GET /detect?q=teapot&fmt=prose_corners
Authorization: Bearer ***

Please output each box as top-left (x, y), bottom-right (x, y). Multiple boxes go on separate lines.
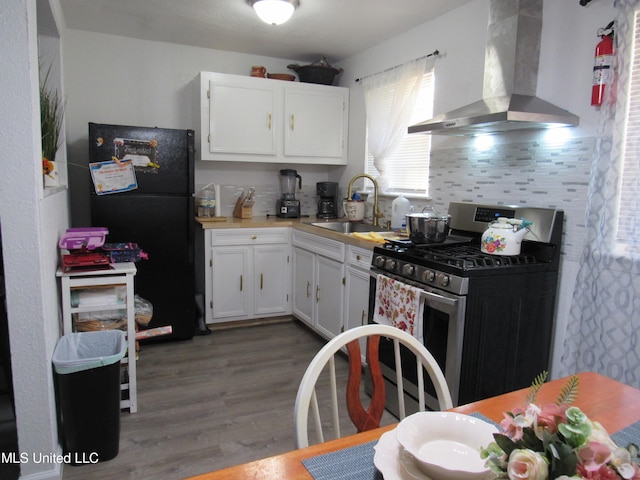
top-left (480, 217), bottom-right (531, 256)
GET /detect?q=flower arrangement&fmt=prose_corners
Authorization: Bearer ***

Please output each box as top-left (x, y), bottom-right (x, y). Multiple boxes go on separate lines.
top-left (480, 372), bottom-right (640, 480)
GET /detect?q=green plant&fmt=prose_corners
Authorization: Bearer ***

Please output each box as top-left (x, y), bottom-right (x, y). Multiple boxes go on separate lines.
top-left (40, 64), bottom-right (64, 166)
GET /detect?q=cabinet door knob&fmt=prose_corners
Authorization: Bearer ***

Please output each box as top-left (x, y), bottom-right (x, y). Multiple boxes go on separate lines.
top-left (251, 235), bottom-right (257, 240)
top-left (316, 285), bottom-right (320, 302)
top-left (307, 281), bottom-right (311, 298)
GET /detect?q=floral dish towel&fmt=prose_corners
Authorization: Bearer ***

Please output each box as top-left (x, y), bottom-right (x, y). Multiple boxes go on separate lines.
top-left (373, 274), bottom-right (424, 343)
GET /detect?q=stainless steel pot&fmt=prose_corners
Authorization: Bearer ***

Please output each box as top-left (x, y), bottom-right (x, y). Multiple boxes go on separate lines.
top-left (406, 211), bottom-right (451, 243)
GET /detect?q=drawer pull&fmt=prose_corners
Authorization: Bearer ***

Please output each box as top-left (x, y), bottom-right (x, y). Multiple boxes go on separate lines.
top-left (356, 255), bottom-right (361, 261)
top-left (251, 235), bottom-right (257, 240)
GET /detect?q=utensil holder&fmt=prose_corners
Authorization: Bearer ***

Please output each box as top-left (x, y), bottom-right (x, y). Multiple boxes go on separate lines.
top-left (233, 197), bottom-right (252, 219)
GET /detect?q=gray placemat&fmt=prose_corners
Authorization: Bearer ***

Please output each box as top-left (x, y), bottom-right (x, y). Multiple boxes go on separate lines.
top-left (469, 411), bottom-right (499, 427)
top-left (612, 420), bottom-right (640, 448)
top-left (302, 440), bottom-right (382, 480)
top-left (301, 415), bottom-right (640, 480)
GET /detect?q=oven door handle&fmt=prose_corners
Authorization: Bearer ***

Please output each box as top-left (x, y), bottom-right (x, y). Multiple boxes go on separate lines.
top-left (370, 270), bottom-right (459, 307)
top-left (421, 290), bottom-right (458, 307)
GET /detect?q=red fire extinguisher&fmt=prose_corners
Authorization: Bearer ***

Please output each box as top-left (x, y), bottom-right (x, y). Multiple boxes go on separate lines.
top-left (592, 22), bottom-right (615, 106)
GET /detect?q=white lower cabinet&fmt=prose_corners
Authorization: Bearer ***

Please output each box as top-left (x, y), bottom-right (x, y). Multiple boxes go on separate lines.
top-left (292, 246), bottom-right (315, 325)
top-left (315, 255), bottom-right (345, 338)
top-left (292, 230), bottom-right (345, 340)
top-left (211, 246), bottom-right (251, 318)
top-left (205, 226), bottom-right (375, 339)
top-left (254, 244), bottom-right (291, 316)
top-left (344, 245), bottom-right (373, 332)
top-left (206, 228), bottom-right (291, 323)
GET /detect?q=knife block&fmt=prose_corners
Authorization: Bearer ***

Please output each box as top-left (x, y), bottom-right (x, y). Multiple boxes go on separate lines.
top-left (233, 197), bottom-right (253, 219)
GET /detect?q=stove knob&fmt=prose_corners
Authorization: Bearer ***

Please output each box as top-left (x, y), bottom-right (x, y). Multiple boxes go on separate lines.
top-left (385, 258), bottom-right (397, 270)
top-left (402, 264), bottom-right (415, 276)
top-left (373, 255), bottom-right (386, 268)
top-left (440, 275), bottom-right (450, 287)
top-left (423, 270), bottom-right (435, 282)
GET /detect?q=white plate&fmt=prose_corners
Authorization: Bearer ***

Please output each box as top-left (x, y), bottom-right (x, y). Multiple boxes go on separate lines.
top-left (374, 429), bottom-right (430, 480)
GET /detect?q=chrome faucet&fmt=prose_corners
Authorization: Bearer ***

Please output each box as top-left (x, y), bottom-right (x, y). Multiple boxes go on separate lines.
top-left (347, 173), bottom-right (384, 226)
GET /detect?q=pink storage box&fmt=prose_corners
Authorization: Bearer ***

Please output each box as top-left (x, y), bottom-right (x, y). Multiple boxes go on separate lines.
top-left (59, 227), bottom-right (109, 251)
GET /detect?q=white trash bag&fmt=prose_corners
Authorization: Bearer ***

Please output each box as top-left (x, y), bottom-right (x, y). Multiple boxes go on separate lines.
top-left (52, 330), bottom-right (127, 375)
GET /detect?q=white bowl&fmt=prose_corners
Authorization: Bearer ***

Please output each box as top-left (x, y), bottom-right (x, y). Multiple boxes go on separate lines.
top-left (396, 412), bottom-right (497, 480)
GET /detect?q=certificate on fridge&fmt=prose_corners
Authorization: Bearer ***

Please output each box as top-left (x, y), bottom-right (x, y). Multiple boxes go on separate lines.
top-left (89, 159), bottom-right (138, 195)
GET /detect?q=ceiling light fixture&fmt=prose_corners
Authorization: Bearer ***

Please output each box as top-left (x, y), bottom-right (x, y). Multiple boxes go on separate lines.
top-left (249, 0), bottom-right (299, 26)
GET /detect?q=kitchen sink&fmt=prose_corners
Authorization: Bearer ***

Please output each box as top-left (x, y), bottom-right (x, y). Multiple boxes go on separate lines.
top-left (308, 221), bottom-right (388, 234)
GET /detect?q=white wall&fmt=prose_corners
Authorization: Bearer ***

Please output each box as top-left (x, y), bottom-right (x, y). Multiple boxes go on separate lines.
top-left (339, 0), bottom-right (612, 156)
top-left (1, 0), bottom-right (69, 478)
top-left (60, 0), bottom-right (616, 377)
top-left (0, 1), bottom-right (617, 477)
top-left (337, 0), bottom-right (489, 171)
top-left (338, 0), bottom-right (617, 379)
top-left (62, 31), bottom-right (343, 223)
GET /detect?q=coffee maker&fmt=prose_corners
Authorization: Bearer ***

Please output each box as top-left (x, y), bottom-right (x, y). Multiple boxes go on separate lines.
top-left (316, 182), bottom-right (339, 219)
top-left (276, 169), bottom-right (302, 218)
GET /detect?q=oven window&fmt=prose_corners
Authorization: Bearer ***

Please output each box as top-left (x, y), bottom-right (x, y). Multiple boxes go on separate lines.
top-left (376, 304), bottom-right (450, 399)
top-left (423, 306), bottom-right (449, 376)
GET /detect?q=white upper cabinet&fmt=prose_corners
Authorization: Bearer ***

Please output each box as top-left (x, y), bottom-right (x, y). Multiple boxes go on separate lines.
top-left (209, 81), bottom-right (277, 155)
top-left (195, 72), bottom-right (348, 165)
top-left (284, 87), bottom-right (346, 158)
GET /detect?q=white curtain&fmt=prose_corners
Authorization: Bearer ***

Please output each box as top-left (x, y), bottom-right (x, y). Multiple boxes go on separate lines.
top-left (360, 56), bottom-right (434, 192)
top-left (558, 0), bottom-right (640, 387)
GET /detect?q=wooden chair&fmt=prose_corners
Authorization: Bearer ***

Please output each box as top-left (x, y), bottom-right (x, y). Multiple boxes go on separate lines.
top-left (294, 324), bottom-right (453, 448)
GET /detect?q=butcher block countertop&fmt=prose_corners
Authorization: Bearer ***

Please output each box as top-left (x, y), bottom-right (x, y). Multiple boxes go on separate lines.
top-left (196, 216), bottom-right (399, 249)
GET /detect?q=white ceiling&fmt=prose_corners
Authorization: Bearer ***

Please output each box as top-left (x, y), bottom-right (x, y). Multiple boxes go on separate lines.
top-left (59, 0), bottom-right (474, 63)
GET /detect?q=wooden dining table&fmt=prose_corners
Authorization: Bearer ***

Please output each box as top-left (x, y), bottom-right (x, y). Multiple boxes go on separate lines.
top-left (185, 372), bottom-right (640, 480)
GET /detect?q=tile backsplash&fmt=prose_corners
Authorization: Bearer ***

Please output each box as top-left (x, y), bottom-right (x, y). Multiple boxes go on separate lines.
top-left (209, 184), bottom-right (338, 219)
top-left (373, 137), bottom-right (594, 261)
top-left (426, 137), bottom-right (594, 261)
top-left (201, 136), bottom-right (594, 262)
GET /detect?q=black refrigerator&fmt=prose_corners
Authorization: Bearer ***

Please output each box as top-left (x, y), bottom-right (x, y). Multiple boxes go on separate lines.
top-left (88, 122), bottom-right (202, 340)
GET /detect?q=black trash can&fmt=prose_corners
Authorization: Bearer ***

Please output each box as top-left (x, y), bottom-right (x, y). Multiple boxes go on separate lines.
top-left (52, 330), bottom-right (127, 465)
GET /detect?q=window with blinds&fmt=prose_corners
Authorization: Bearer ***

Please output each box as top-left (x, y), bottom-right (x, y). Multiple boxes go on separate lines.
top-left (365, 72), bottom-right (434, 194)
top-left (617, 11), bottom-right (640, 250)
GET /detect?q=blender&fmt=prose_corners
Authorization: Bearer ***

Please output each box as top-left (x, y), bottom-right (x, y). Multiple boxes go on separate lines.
top-left (276, 169), bottom-right (302, 218)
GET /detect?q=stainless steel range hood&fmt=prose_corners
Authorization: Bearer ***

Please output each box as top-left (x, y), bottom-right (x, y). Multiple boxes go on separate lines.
top-left (409, 0), bottom-right (579, 136)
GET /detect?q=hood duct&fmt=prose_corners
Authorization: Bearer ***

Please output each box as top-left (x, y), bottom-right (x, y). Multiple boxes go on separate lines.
top-left (409, 0), bottom-right (579, 136)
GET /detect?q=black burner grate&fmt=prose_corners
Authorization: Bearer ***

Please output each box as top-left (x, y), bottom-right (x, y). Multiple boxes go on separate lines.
top-left (383, 242), bottom-right (538, 272)
top-left (417, 245), bottom-right (538, 270)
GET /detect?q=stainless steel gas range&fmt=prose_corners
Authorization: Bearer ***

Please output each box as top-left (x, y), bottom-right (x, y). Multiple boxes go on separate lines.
top-left (367, 201), bottom-right (564, 414)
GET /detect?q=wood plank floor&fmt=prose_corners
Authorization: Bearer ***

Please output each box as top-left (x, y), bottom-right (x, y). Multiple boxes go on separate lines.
top-left (62, 319), bottom-right (396, 480)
